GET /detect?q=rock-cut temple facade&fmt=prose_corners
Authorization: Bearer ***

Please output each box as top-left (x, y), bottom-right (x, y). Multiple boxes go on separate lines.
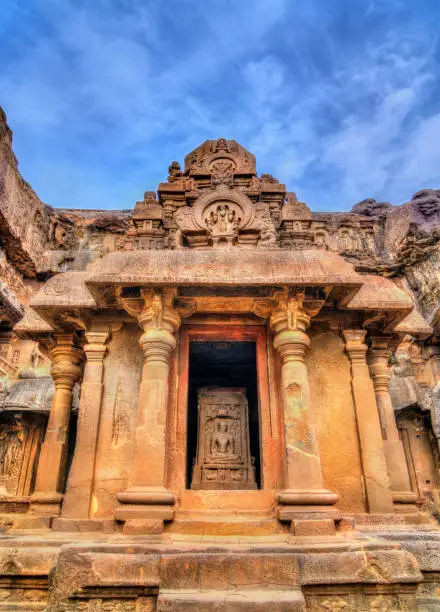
top-left (1, 107), bottom-right (440, 610)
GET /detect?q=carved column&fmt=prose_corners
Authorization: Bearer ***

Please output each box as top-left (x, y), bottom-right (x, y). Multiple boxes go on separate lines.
top-left (58, 327), bottom-right (111, 523)
top-left (343, 330), bottom-right (394, 513)
top-left (425, 344), bottom-right (440, 387)
top-left (30, 334), bottom-right (83, 516)
top-left (368, 336), bottom-right (417, 505)
top-left (270, 293), bottom-right (338, 522)
top-left (116, 289), bottom-right (181, 533)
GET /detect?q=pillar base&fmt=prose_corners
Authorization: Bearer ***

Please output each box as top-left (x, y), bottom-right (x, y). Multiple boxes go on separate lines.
top-left (115, 486), bottom-right (175, 531)
top-left (29, 492), bottom-right (63, 516)
top-left (392, 491), bottom-right (418, 504)
top-left (278, 505), bottom-right (341, 522)
top-left (276, 488), bottom-right (339, 506)
top-left (10, 515), bottom-right (53, 530)
top-left (290, 518), bottom-right (336, 536)
top-left (122, 519), bottom-right (165, 535)
top-left (117, 485), bottom-right (175, 506)
top-left (115, 504), bottom-right (174, 521)
top-left (52, 517), bottom-right (116, 533)
top-left (276, 489), bottom-right (340, 525)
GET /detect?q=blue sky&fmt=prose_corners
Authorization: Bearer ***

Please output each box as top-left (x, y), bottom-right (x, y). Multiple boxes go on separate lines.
top-left (1, 0), bottom-right (440, 211)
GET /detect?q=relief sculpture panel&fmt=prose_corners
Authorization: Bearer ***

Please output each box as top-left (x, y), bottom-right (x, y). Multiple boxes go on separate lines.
top-left (191, 387), bottom-right (256, 490)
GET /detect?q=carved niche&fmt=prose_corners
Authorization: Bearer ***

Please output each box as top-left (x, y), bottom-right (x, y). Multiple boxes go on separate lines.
top-left (174, 185), bottom-right (259, 248)
top-left (191, 387), bottom-right (257, 490)
top-left (0, 413), bottom-right (45, 497)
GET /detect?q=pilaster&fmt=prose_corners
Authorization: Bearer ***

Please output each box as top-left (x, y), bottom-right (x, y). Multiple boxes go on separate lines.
top-left (343, 330), bottom-right (394, 513)
top-left (29, 334), bottom-right (83, 516)
top-left (55, 326), bottom-right (111, 528)
top-left (368, 336), bottom-right (417, 506)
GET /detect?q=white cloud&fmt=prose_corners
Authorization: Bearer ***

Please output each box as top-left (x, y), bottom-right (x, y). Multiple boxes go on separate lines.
top-left (1, 0), bottom-right (440, 210)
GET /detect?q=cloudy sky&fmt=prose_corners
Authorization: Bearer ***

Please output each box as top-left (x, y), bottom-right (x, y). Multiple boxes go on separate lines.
top-left (1, 0), bottom-right (440, 211)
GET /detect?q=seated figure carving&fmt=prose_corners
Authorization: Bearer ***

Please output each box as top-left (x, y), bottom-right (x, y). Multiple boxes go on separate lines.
top-left (209, 420), bottom-right (236, 461)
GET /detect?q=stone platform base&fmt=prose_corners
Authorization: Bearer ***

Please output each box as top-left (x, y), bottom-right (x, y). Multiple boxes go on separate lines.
top-left (0, 525), bottom-right (433, 610)
top-left (157, 589), bottom-right (306, 611)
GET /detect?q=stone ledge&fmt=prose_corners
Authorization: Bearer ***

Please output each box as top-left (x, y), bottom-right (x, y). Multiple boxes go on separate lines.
top-left (157, 589), bottom-right (306, 611)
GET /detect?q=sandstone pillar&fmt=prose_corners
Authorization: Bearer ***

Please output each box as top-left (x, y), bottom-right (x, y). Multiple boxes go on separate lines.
top-left (270, 293), bottom-right (338, 522)
top-left (30, 334), bottom-right (83, 516)
top-left (343, 330), bottom-right (394, 513)
top-left (116, 289), bottom-right (180, 533)
top-left (425, 344), bottom-right (440, 386)
top-left (368, 336), bottom-right (417, 505)
top-left (58, 328), bottom-right (110, 523)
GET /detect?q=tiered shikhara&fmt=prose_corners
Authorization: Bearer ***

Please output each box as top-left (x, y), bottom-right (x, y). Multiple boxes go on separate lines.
top-left (122, 138), bottom-right (378, 254)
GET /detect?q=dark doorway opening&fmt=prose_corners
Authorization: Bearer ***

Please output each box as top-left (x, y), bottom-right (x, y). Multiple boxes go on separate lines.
top-left (186, 341), bottom-right (261, 489)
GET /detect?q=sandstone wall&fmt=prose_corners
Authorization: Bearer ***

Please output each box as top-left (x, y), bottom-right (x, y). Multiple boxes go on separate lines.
top-left (91, 324), bottom-right (143, 519)
top-left (307, 330), bottom-right (366, 512)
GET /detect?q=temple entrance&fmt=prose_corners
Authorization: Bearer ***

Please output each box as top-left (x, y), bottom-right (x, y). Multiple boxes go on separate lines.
top-left (186, 341), bottom-right (261, 489)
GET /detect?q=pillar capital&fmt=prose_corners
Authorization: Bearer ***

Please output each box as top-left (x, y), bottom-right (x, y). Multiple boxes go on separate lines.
top-left (83, 329), bottom-right (110, 364)
top-left (138, 288), bottom-right (181, 333)
top-left (137, 290), bottom-right (181, 363)
top-left (342, 329), bottom-right (368, 360)
top-left (50, 334), bottom-right (83, 390)
top-left (270, 291), bottom-right (311, 334)
top-left (367, 336), bottom-right (395, 392)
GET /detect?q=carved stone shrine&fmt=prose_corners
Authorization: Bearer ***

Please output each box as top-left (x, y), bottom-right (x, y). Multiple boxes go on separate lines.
top-left (1, 107), bottom-right (440, 608)
top-left (191, 387), bottom-right (256, 490)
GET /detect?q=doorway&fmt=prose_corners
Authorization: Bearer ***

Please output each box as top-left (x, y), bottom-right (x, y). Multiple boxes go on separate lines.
top-left (173, 324), bottom-right (281, 510)
top-left (186, 340), bottom-right (261, 489)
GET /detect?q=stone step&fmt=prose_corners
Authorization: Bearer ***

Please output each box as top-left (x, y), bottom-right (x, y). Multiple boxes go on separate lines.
top-left (166, 517), bottom-right (286, 536)
top-left (157, 589), bottom-right (306, 611)
top-left (166, 511), bottom-right (286, 536)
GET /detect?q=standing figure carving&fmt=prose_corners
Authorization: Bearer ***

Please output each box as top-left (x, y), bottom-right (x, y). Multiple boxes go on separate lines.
top-left (0, 416), bottom-right (23, 479)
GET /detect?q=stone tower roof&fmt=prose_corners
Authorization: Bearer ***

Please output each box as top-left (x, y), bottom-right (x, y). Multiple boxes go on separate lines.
top-left (184, 138), bottom-right (257, 176)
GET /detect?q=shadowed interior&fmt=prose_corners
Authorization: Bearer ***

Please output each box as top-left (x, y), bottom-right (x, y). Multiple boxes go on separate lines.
top-left (186, 340), bottom-right (261, 489)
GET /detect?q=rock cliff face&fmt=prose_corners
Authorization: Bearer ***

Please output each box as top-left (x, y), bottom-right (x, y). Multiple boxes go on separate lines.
top-left (348, 191), bottom-right (440, 333)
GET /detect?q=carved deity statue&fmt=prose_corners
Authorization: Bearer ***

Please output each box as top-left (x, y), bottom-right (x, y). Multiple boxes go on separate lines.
top-left (168, 161), bottom-right (182, 182)
top-left (191, 387), bottom-right (256, 490)
top-left (258, 209), bottom-right (277, 247)
top-left (0, 416), bottom-right (23, 478)
top-left (205, 203), bottom-right (240, 246)
top-left (210, 421), bottom-right (235, 457)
